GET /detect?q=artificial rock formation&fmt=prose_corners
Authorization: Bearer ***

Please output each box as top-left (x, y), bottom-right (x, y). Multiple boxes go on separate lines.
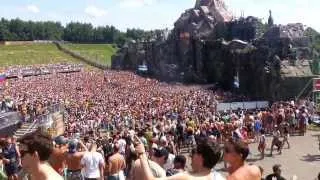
top-left (174, 0), bottom-right (233, 40)
top-left (111, 0), bottom-right (319, 100)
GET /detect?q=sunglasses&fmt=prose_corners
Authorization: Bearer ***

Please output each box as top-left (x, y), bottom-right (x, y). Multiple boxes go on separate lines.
top-left (20, 150), bottom-right (31, 158)
top-left (19, 144), bottom-right (31, 158)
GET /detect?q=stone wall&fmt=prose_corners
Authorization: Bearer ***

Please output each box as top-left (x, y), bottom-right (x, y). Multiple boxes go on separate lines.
top-left (111, 0), bottom-right (318, 100)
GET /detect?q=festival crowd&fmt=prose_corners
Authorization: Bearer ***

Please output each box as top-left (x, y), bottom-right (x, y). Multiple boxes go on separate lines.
top-left (0, 69), bottom-right (318, 180)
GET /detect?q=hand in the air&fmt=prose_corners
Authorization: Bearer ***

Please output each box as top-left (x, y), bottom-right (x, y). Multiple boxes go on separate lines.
top-left (133, 135), bottom-right (145, 155)
top-left (135, 143), bottom-right (146, 155)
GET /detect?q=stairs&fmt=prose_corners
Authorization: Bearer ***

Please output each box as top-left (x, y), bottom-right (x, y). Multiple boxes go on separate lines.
top-left (14, 122), bottom-right (38, 139)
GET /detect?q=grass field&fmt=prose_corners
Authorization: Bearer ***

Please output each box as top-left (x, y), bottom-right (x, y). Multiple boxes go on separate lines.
top-left (64, 44), bottom-right (117, 66)
top-left (0, 44), bottom-right (81, 67)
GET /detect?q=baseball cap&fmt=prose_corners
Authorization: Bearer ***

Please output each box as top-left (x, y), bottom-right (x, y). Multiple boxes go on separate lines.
top-left (68, 140), bottom-right (78, 153)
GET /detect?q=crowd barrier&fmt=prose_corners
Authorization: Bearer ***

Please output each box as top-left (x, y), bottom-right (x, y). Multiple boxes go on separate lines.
top-left (30, 103), bottom-right (65, 138)
top-left (5, 64), bottom-right (84, 78)
top-left (35, 103), bottom-right (64, 124)
top-left (217, 101), bottom-right (269, 111)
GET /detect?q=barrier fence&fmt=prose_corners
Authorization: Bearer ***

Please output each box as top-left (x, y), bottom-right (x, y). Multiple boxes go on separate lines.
top-left (216, 101), bottom-right (269, 112)
top-left (5, 64), bottom-right (84, 78)
top-left (36, 103), bottom-right (64, 124)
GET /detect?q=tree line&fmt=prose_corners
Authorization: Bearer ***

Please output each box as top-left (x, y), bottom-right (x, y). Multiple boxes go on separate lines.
top-left (0, 18), bottom-right (167, 46)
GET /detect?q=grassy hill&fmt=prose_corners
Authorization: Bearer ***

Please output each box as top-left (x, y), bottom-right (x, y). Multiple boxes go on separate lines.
top-left (63, 44), bottom-right (117, 66)
top-left (0, 44), bottom-right (80, 67)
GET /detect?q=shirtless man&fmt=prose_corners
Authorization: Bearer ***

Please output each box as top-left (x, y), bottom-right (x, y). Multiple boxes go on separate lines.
top-left (18, 130), bottom-right (63, 180)
top-left (65, 139), bottom-right (88, 180)
top-left (223, 140), bottom-right (261, 180)
top-left (105, 142), bottom-right (126, 180)
top-left (49, 136), bottom-right (68, 175)
top-left (270, 126), bottom-right (282, 156)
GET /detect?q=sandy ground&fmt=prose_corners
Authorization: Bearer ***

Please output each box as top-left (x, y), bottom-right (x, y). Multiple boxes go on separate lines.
top-left (211, 131), bottom-right (320, 179)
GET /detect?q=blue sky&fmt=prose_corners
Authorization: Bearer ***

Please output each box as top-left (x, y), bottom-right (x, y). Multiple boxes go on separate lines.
top-left (0, 0), bottom-right (319, 32)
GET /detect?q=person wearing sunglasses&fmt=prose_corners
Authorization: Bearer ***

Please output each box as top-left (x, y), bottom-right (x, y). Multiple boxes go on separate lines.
top-left (18, 130), bottom-right (63, 180)
top-left (223, 140), bottom-right (261, 180)
top-left (134, 137), bottom-right (225, 180)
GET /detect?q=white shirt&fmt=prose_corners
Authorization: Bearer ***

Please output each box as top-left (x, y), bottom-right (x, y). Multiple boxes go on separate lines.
top-left (118, 139), bottom-right (126, 154)
top-left (273, 130), bottom-right (280, 138)
top-left (163, 153), bottom-right (175, 170)
top-left (81, 151), bottom-right (105, 178)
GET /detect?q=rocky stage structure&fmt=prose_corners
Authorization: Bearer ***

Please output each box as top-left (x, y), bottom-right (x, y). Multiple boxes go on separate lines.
top-left (112, 0), bottom-right (320, 100)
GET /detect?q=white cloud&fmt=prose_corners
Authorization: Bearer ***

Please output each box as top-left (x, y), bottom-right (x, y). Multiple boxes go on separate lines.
top-left (26, 5), bottom-right (40, 13)
top-left (119, 0), bottom-right (157, 8)
top-left (85, 6), bottom-right (107, 18)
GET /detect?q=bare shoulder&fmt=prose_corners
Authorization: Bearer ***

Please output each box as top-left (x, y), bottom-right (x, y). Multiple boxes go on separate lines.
top-left (227, 165), bottom-right (261, 180)
top-left (77, 151), bottom-right (86, 158)
top-left (246, 165), bottom-right (261, 179)
top-left (160, 172), bottom-right (192, 180)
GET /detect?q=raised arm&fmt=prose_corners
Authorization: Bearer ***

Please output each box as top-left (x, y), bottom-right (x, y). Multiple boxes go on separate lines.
top-left (15, 144), bottom-right (22, 166)
top-left (135, 141), bottom-right (187, 180)
top-left (79, 140), bottom-right (88, 151)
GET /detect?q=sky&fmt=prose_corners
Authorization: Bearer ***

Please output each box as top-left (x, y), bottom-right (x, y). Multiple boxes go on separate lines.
top-left (0, 0), bottom-right (319, 32)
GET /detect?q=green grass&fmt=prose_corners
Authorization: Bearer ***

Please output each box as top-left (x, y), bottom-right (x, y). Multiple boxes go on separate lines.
top-left (0, 44), bottom-right (81, 67)
top-left (64, 44), bottom-right (117, 66)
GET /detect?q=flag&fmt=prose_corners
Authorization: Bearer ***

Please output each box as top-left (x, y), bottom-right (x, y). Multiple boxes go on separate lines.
top-left (313, 78), bottom-right (320, 92)
top-left (0, 74), bottom-right (6, 84)
top-left (234, 71), bottom-right (240, 88)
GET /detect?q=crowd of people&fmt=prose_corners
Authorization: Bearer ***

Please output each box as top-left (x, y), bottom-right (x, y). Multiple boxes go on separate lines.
top-left (0, 68), bottom-right (318, 180)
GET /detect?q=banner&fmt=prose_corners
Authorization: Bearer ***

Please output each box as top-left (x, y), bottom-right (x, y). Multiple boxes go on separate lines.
top-left (231, 102), bottom-right (244, 110)
top-left (257, 101), bottom-right (269, 108)
top-left (314, 92), bottom-right (320, 112)
top-left (0, 74), bottom-right (6, 84)
top-left (216, 103), bottom-right (231, 112)
top-left (313, 78), bottom-right (320, 92)
top-left (216, 101), bottom-right (269, 111)
top-left (243, 102), bottom-right (257, 109)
